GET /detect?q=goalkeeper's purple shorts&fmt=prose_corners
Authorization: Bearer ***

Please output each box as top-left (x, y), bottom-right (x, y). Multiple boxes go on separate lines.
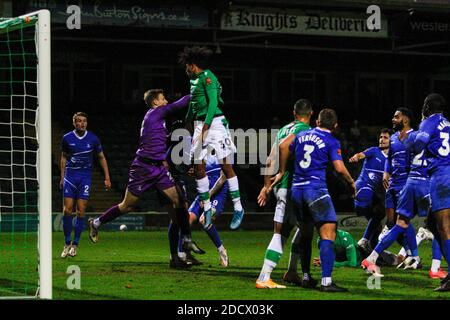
top-left (127, 156), bottom-right (174, 198)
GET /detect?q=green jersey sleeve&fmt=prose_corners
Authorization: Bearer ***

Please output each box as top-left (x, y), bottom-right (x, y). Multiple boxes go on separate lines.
top-left (204, 71), bottom-right (220, 126)
top-left (334, 230), bottom-right (358, 267)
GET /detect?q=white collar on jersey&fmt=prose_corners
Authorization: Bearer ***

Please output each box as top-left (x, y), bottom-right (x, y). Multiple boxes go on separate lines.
top-left (72, 130), bottom-right (88, 140)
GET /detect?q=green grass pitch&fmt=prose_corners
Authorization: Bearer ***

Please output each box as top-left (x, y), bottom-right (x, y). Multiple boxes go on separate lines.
top-left (0, 229), bottom-right (449, 299)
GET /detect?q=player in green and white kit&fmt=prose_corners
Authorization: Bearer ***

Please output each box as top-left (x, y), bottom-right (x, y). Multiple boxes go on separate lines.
top-left (178, 46), bottom-right (244, 230)
top-left (256, 99), bottom-right (313, 289)
top-left (313, 229), bottom-right (399, 268)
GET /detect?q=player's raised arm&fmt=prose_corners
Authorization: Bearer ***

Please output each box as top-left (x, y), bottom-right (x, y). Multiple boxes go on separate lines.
top-left (97, 151), bottom-right (111, 191)
top-left (349, 151), bottom-right (366, 163)
top-left (161, 94), bottom-right (191, 117)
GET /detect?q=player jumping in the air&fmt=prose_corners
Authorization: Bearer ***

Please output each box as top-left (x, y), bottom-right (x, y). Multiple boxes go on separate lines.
top-left (178, 46), bottom-right (244, 230)
top-left (255, 99), bottom-right (313, 289)
top-left (270, 109), bottom-right (356, 292)
top-left (349, 129), bottom-right (390, 252)
top-left (60, 112), bottom-right (111, 258)
top-left (87, 90), bottom-right (203, 267)
top-left (412, 93), bottom-right (450, 291)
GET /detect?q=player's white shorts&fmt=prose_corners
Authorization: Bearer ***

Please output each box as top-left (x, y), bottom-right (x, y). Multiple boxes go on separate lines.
top-left (273, 186), bottom-right (288, 223)
top-left (190, 116), bottom-right (236, 162)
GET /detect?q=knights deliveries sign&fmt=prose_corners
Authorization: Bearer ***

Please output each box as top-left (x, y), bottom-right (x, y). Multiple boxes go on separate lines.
top-left (221, 6), bottom-right (387, 38)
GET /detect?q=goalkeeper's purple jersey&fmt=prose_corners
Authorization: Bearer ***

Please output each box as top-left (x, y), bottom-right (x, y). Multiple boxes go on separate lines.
top-left (290, 127), bottom-right (342, 188)
top-left (415, 113), bottom-right (450, 174)
top-left (136, 95), bottom-right (190, 161)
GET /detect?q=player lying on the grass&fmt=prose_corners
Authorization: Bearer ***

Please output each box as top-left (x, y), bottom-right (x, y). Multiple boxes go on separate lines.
top-left (255, 99), bottom-right (313, 289)
top-left (396, 226), bottom-right (447, 279)
top-left (313, 229), bottom-right (399, 268)
top-left (87, 89), bottom-right (203, 267)
top-left (349, 128), bottom-right (390, 251)
top-left (179, 46), bottom-right (244, 230)
top-left (270, 108), bottom-right (356, 292)
top-left (178, 154), bottom-right (230, 267)
top-left (60, 112), bottom-right (111, 258)
top-left (362, 111), bottom-right (427, 277)
top-left (411, 93), bottom-right (450, 292)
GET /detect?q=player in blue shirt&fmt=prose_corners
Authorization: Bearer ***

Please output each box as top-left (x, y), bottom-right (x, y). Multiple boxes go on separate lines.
top-left (60, 112), bottom-right (111, 258)
top-left (349, 128), bottom-right (390, 251)
top-left (382, 108), bottom-right (414, 230)
top-left (179, 155), bottom-right (230, 267)
top-left (362, 128), bottom-right (428, 277)
top-left (413, 93), bottom-right (450, 291)
top-left (270, 109), bottom-right (356, 292)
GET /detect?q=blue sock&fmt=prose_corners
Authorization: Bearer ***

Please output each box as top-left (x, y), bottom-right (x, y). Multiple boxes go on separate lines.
top-left (444, 240), bottom-right (450, 273)
top-left (374, 224), bottom-right (406, 254)
top-left (168, 222), bottom-right (180, 255)
top-left (319, 239), bottom-right (335, 278)
top-left (205, 225), bottom-right (222, 248)
top-left (432, 239), bottom-right (442, 260)
top-left (405, 224), bottom-right (418, 257)
top-left (72, 216), bottom-right (85, 246)
top-left (63, 215), bottom-right (73, 245)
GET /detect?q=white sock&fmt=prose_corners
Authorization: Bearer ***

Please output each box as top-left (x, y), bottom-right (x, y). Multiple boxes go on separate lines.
top-left (321, 277), bottom-right (332, 286)
top-left (178, 251), bottom-right (187, 260)
top-left (218, 245), bottom-right (226, 253)
top-left (196, 176), bottom-right (211, 211)
top-left (93, 218), bottom-right (101, 228)
top-left (367, 251), bottom-right (379, 264)
top-left (398, 247), bottom-right (407, 257)
top-left (258, 234), bottom-right (283, 282)
top-left (431, 259), bottom-right (441, 273)
top-left (227, 176), bottom-right (243, 211)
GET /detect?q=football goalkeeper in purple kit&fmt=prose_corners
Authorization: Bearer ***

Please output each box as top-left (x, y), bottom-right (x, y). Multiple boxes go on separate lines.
top-left (87, 89), bottom-right (203, 267)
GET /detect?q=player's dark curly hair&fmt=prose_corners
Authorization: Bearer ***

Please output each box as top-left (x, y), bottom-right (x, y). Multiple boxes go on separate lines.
top-left (178, 46), bottom-right (213, 69)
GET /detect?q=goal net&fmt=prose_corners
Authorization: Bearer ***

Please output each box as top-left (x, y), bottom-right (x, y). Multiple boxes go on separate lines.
top-left (0, 10), bottom-right (51, 299)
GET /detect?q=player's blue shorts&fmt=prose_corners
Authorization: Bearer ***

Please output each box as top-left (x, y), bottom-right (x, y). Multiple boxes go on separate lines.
top-left (354, 180), bottom-right (385, 210)
top-left (385, 185), bottom-right (404, 210)
top-left (189, 183), bottom-right (228, 218)
top-left (429, 166), bottom-right (450, 213)
top-left (396, 177), bottom-right (430, 219)
top-left (63, 170), bottom-right (91, 200)
top-left (291, 186), bottom-right (337, 224)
